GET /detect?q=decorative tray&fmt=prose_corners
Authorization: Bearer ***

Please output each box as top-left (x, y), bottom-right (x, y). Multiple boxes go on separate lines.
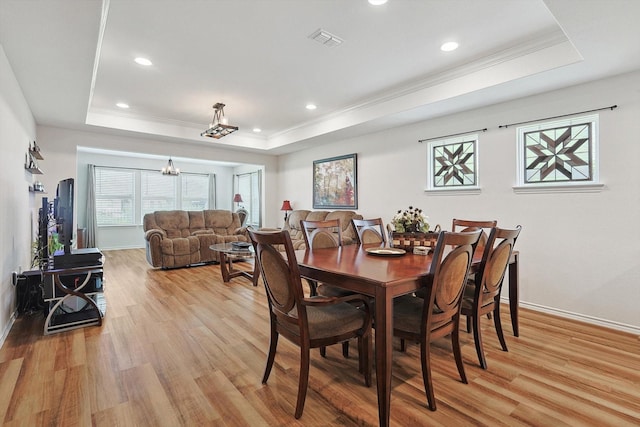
top-left (365, 247), bottom-right (406, 257)
top-left (231, 241), bottom-right (251, 249)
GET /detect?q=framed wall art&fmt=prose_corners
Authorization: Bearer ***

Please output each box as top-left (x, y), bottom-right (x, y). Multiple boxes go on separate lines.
top-left (313, 153), bottom-right (357, 209)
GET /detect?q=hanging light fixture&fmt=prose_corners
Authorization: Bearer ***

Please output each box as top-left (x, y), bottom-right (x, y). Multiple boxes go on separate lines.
top-left (201, 102), bottom-right (239, 139)
top-left (161, 157), bottom-right (180, 175)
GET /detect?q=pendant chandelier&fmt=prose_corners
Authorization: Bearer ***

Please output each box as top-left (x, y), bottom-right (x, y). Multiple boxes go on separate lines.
top-left (161, 157), bottom-right (180, 175)
top-left (201, 102), bottom-right (238, 139)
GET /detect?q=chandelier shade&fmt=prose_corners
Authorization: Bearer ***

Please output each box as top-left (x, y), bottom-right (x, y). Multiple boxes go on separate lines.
top-left (201, 102), bottom-right (238, 139)
top-left (161, 157), bottom-right (180, 175)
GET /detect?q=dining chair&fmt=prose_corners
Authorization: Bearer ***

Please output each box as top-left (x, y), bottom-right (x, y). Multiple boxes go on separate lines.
top-left (248, 229), bottom-right (372, 419)
top-left (300, 219), bottom-right (352, 298)
top-left (461, 225), bottom-right (522, 369)
top-left (301, 218), bottom-right (358, 358)
top-left (352, 218), bottom-right (387, 245)
top-left (452, 218), bottom-right (497, 253)
top-left (393, 228), bottom-right (482, 411)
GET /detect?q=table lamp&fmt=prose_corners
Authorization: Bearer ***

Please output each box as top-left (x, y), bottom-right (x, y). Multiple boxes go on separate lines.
top-left (233, 193), bottom-right (243, 209)
top-left (280, 200), bottom-right (293, 221)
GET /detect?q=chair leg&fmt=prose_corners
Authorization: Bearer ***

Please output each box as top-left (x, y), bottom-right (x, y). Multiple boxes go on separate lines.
top-left (320, 346), bottom-right (326, 357)
top-left (400, 338), bottom-right (406, 352)
top-left (466, 315), bottom-right (471, 333)
top-left (359, 334), bottom-right (372, 387)
top-left (451, 322), bottom-right (468, 384)
top-left (342, 341), bottom-right (349, 358)
top-left (262, 325), bottom-right (279, 383)
top-left (493, 303), bottom-right (508, 352)
top-left (472, 312), bottom-right (487, 370)
top-left (420, 339), bottom-right (437, 411)
top-left (295, 346), bottom-right (311, 419)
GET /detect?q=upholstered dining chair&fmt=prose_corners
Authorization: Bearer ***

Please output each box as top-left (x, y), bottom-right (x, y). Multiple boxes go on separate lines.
top-left (301, 218), bottom-right (359, 358)
top-left (461, 225), bottom-right (522, 369)
top-left (452, 218), bottom-right (497, 254)
top-left (393, 229), bottom-right (482, 411)
top-left (248, 229), bottom-right (372, 419)
top-left (300, 219), bottom-right (352, 298)
top-left (352, 218), bottom-right (387, 245)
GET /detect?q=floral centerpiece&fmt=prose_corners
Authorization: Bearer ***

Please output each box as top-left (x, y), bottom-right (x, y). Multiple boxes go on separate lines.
top-left (392, 206), bottom-right (429, 233)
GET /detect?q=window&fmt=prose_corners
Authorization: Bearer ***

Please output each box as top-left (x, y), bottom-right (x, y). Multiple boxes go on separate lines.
top-left (516, 114), bottom-right (601, 192)
top-left (181, 174), bottom-right (210, 210)
top-left (426, 134), bottom-right (479, 192)
top-left (95, 168), bottom-right (135, 225)
top-left (235, 170), bottom-right (261, 227)
top-left (95, 166), bottom-right (214, 226)
top-left (141, 171), bottom-right (176, 216)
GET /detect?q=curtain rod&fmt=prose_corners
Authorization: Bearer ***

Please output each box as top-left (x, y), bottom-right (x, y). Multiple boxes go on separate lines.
top-left (498, 105), bottom-right (617, 129)
top-left (418, 128), bottom-right (487, 143)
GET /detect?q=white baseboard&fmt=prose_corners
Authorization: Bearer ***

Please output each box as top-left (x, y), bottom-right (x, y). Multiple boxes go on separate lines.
top-left (503, 297), bottom-right (640, 335)
top-left (0, 311), bottom-right (17, 349)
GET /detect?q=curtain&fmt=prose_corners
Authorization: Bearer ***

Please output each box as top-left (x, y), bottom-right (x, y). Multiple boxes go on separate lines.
top-left (208, 173), bottom-right (216, 209)
top-left (85, 164), bottom-right (97, 248)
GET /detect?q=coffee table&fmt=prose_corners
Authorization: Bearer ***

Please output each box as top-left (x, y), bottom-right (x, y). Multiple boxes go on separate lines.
top-left (209, 243), bottom-right (259, 286)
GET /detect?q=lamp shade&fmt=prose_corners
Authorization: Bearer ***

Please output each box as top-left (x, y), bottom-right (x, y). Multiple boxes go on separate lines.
top-left (233, 193), bottom-right (243, 203)
top-left (280, 200), bottom-right (293, 211)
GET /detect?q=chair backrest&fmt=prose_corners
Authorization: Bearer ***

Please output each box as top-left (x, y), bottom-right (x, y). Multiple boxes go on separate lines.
top-left (300, 219), bottom-right (343, 249)
top-left (352, 218), bottom-right (386, 245)
top-left (452, 218), bottom-right (497, 252)
top-left (248, 229), bottom-right (307, 327)
top-left (424, 229), bottom-right (482, 335)
top-left (474, 225), bottom-right (522, 307)
top-left (236, 208), bottom-right (248, 226)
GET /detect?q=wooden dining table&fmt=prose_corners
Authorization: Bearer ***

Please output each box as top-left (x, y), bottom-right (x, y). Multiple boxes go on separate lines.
top-left (295, 244), bottom-right (519, 427)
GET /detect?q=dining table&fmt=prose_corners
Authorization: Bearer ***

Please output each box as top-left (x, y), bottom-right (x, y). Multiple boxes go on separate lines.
top-left (295, 243), bottom-right (519, 427)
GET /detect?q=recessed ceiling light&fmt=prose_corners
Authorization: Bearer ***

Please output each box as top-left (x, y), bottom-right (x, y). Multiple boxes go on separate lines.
top-left (253, 128), bottom-right (262, 133)
top-left (440, 42), bottom-right (459, 52)
top-left (116, 102), bottom-right (129, 109)
top-left (368, 0), bottom-right (388, 5)
top-left (306, 104), bottom-right (317, 110)
top-left (134, 57), bottom-right (152, 66)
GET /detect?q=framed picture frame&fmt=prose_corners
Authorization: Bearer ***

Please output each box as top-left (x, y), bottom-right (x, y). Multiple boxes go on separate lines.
top-left (313, 153), bottom-right (357, 209)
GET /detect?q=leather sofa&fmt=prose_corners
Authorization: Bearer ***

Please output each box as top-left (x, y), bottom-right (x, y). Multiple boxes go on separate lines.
top-left (271, 209), bottom-right (363, 250)
top-left (143, 210), bottom-right (249, 268)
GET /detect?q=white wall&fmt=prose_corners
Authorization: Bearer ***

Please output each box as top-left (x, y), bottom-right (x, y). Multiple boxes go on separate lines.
top-left (0, 45), bottom-right (37, 343)
top-left (278, 71), bottom-right (640, 332)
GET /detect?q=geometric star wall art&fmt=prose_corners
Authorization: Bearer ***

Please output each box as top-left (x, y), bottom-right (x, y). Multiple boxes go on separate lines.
top-left (516, 115), bottom-right (599, 188)
top-left (427, 134), bottom-right (479, 191)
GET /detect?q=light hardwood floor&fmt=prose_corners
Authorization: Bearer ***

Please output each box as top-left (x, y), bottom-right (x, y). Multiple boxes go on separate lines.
top-left (1, 248), bottom-right (639, 426)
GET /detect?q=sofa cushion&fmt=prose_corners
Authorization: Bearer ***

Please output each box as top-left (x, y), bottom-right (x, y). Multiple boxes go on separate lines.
top-left (188, 211), bottom-right (206, 229)
top-left (203, 210), bottom-right (241, 235)
top-left (285, 210), bottom-right (311, 233)
top-left (154, 210), bottom-right (191, 238)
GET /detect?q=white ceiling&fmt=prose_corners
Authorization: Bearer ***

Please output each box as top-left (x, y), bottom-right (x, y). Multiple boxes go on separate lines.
top-left (1, 0), bottom-right (639, 155)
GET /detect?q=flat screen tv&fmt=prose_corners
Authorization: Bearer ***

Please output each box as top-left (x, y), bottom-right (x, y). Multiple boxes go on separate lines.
top-left (54, 178), bottom-right (74, 255)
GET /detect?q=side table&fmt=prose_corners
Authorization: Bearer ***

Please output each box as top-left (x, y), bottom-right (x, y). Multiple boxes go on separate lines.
top-left (209, 243), bottom-right (259, 286)
top-left (42, 264), bottom-right (105, 335)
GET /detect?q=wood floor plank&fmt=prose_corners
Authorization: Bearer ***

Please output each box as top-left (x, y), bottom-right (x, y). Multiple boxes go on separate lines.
top-left (0, 248), bottom-right (639, 426)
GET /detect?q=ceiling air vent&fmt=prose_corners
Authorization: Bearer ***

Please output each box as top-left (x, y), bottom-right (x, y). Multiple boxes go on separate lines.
top-left (308, 28), bottom-right (343, 47)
